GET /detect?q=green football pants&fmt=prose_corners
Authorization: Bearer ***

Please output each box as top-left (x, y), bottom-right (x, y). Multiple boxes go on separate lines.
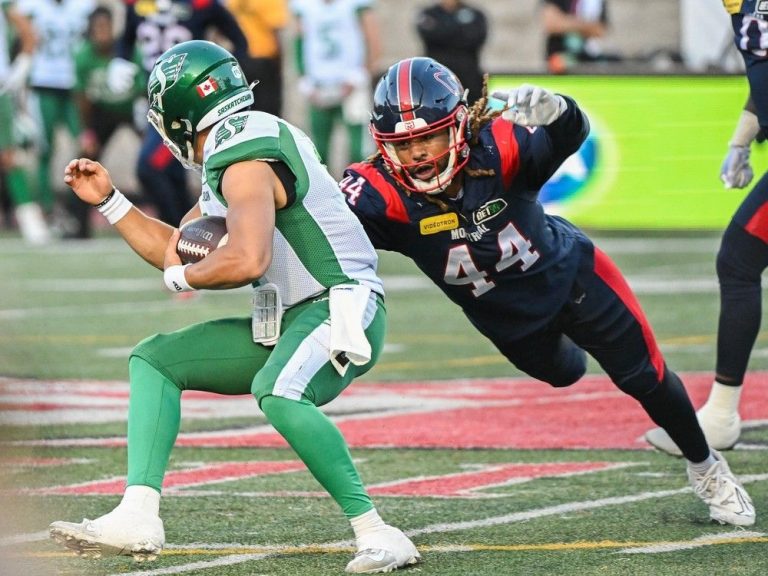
top-left (128, 292), bottom-right (386, 518)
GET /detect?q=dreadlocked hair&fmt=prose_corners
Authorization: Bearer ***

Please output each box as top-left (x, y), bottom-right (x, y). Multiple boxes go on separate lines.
top-left (464, 74), bottom-right (502, 179)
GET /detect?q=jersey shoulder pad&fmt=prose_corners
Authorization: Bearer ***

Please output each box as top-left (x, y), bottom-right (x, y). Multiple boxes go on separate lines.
top-left (342, 162), bottom-right (410, 224)
top-left (484, 117), bottom-right (521, 189)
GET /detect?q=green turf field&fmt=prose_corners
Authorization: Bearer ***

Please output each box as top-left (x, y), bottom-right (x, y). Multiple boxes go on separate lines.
top-left (1, 231), bottom-right (767, 576)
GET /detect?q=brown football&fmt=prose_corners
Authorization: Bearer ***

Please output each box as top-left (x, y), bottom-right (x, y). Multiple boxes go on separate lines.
top-left (177, 215), bottom-right (229, 264)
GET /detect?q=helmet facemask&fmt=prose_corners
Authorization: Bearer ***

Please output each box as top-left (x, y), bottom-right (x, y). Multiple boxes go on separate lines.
top-left (372, 105), bottom-right (469, 195)
top-left (147, 107), bottom-right (198, 170)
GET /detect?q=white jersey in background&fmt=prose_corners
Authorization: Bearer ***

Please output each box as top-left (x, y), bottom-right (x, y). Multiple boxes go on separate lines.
top-left (290, 0), bottom-right (372, 86)
top-left (17, 0), bottom-right (94, 89)
top-left (199, 110), bottom-right (384, 308)
top-left (0, 0), bottom-right (13, 76)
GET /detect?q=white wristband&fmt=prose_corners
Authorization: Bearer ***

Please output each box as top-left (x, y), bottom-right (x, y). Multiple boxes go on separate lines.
top-left (163, 264), bottom-right (195, 293)
top-left (96, 188), bottom-right (133, 225)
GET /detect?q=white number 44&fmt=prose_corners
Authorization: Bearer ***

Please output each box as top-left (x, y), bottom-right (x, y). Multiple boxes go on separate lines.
top-left (444, 222), bottom-right (539, 297)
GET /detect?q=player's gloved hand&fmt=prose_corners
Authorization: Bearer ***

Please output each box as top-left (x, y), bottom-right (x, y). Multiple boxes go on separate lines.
top-left (492, 84), bottom-right (567, 126)
top-left (720, 145), bottom-right (754, 189)
top-left (0, 53), bottom-right (32, 95)
top-left (107, 57), bottom-right (139, 95)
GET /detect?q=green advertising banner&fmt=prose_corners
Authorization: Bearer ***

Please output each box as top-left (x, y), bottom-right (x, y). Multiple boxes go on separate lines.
top-left (489, 75), bottom-right (768, 230)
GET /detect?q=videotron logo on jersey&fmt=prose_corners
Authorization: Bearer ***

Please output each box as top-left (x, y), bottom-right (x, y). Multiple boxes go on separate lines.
top-left (419, 213), bottom-right (459, 235)
top-left (539, 129), bottom-right (598, 208)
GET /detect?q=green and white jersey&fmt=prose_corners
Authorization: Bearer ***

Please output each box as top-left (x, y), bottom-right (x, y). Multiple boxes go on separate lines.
top-left (17, 0), bottom-right (94, 89)
top-left (200, 111), bottom-right (384, 308)
top-left (291, 0), bottom-right (371, 85)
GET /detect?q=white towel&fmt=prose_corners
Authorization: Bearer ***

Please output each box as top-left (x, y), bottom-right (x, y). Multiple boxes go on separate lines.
top-left (329, 284), bottom-right (373, 377)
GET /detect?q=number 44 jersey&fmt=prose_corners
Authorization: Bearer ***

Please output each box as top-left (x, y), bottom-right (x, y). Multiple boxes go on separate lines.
top-left (341, 97), bottom-right (596, 342)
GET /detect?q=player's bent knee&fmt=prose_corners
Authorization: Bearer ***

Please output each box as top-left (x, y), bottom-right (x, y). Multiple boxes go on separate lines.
top-left (546, 347), bottom-right (587, 388)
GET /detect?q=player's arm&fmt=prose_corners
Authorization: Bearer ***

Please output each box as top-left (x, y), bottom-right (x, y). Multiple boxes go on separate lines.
top-left (212, 2), bottom-right (249, 60)
top-left (63, 158), bottom-right (176, 269)
top-left (180, 160), bottom-right (281, 290)
top-left (720, 95), bottom-right (761, 189)
top-left (1, 5), bottom-right (36, 94)
top-left (540, 1), bottom-right (606, 39)
top-left (116, 6), bottom-right (138, 61)
top-left (359, 6), bottom-right (381, 76)
top-left (494, 86), bottom-right (589, 192)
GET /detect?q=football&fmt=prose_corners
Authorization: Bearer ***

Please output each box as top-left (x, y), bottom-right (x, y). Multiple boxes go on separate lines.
top-left (177, 215), bottom-right (229, 264)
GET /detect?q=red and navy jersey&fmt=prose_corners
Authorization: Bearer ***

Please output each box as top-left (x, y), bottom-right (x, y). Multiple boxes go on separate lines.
top-left (341, 97), bottom-right (593, 341)
top-left (120, 0), bottom-right (248, 72)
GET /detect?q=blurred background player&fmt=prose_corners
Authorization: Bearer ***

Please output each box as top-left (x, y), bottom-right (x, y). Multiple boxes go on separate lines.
top-left (69, 5), bottom-right (145, 239)
top-left (291, 0), bottom-right (381, 175)
top-left (646, 0), bottom-right (768, 455)
top-left (540, 0), bottom-right (621, 74)
top-left (415, 0), bottom-right (487, 106)
top-left (17, 0), bottom-right (94, 234)
top-left (226, 0), bottom-right (288, 117)
top-left (119, 0), bottom-right (248, 227)
top-left (0, 0), bottom-right (49, 244)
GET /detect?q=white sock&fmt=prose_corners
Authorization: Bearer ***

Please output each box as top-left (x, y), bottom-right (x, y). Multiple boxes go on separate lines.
top-left (701, 381), bottom-right (742, 415)
top-left (350, 508), bottom-right (387, 540)
top-left (688, 451), bottom-right (717, 475)
top-left (119, 485), bottom-right (161, 516)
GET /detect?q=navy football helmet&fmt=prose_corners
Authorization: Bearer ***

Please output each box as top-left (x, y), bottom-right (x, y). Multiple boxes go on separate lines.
top-left (370, 57), bottom-right (469, 194)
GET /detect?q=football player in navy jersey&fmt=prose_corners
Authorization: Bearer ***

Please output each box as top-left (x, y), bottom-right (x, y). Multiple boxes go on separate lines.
top-left (119, 0), bottom-right (248, 226)
top-left (340, 56), bottom-right (756, 527)
top-left (646, 0), bottom-right (768, 455)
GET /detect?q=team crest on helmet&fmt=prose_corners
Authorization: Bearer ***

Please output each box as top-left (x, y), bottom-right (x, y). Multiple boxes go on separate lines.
top-left (149, 52), bottom-right (187, 109)
top-left (214, 115), bottom-right (248, 148)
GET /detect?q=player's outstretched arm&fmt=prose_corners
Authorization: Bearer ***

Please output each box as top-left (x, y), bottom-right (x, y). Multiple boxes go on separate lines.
top-left (63, 158), bottom-right (176, 270)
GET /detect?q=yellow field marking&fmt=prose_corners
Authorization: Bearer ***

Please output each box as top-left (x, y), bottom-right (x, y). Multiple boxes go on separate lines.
top-left (28, 534), bottom-right (768, 559)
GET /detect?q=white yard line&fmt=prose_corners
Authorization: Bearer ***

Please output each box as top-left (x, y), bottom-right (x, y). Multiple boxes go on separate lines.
top-left (81, 473), bottom-right (764, 576)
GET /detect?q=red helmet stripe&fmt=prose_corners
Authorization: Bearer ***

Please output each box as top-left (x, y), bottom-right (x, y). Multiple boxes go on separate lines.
top-left (396, 60), bottom-right (416, 122)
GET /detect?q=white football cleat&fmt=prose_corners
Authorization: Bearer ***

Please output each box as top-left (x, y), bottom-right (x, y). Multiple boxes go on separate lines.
top-left (688, 450), bottom-right (755, 527)
top-left (49, 507), bottom-right (164, 562)
top-left (645, 408), bottom-right (742, 457)
top-left (345, 525), bottom-right (420, 574)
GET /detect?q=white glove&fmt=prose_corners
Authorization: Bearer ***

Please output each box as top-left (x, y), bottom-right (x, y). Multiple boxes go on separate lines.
top-left (0, 53), bottom-right (32, 95)
top-left (720, 145), bottom-right (754, 189)
top-left (493, 84), bottom-right (567, 127)
top-left (107, 57), bottom-right (139, 95)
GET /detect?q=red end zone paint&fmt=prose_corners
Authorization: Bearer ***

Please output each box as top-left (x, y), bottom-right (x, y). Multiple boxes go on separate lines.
top-left (35, 461), bottom-right (307, 495)
top-left (4, 373), bottom-right (768, 450)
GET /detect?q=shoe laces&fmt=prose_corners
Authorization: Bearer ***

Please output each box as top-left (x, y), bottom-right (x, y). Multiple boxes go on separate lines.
top-left (692, 461), bottom-right (726, 501)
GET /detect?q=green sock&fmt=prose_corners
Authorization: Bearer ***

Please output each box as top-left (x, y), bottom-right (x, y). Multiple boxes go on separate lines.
top-left (261, 395), bottom-right (373, 518)
top-left (126, 356), bottom-right (182, 491)
top-left (5, 167), bottom-right (33, 205)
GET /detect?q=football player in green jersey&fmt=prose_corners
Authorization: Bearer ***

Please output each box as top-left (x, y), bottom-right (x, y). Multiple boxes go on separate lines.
top-left (49, 40), bottom-right (419, 574)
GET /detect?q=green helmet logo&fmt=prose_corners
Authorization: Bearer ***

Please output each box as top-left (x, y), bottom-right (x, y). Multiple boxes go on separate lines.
top-left (147, 40), bottom-right (254, 170)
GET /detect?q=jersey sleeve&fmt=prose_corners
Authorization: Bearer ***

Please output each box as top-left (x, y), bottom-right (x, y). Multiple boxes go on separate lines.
top-left (340, 163), bottom-right (404, 253)
top-left (492, 95), bottom-right (589, 197)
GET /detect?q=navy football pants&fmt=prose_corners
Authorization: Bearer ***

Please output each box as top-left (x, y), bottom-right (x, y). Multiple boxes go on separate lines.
top-left (498, 246), bottom-right (710, 462)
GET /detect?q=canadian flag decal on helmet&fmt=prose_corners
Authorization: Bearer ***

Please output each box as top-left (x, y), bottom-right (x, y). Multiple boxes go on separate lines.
top-left (196, 77), bottom-right (219, 97)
